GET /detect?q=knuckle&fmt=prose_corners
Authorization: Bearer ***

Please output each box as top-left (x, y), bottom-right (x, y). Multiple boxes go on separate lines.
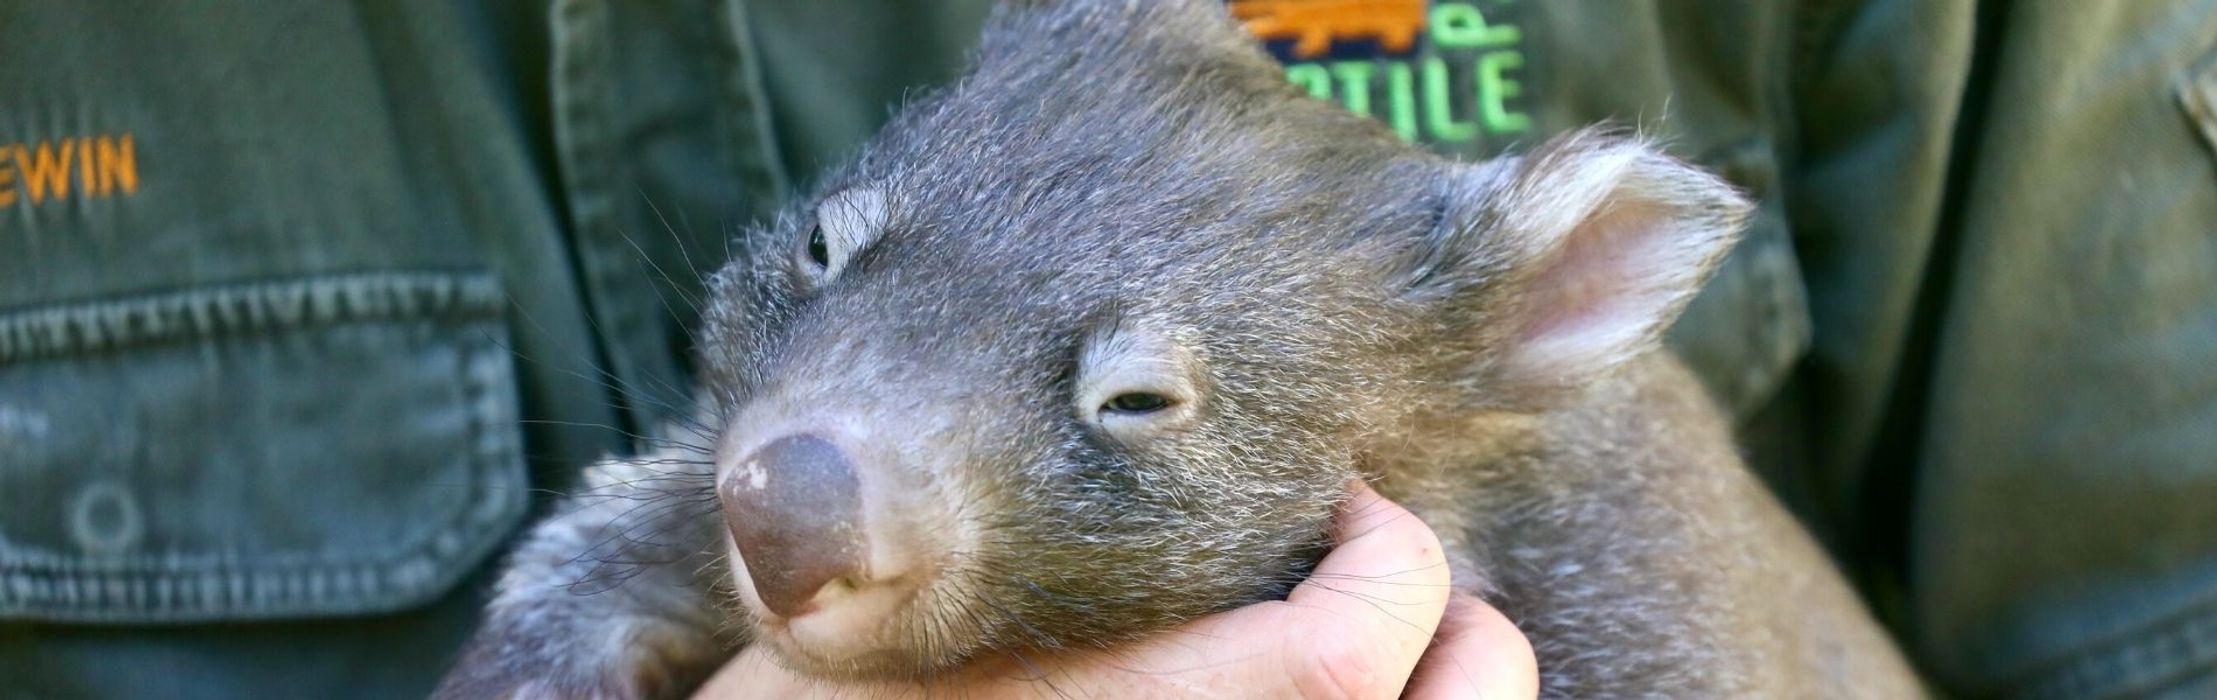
top-left (1289, 634), bottom-right (1388, 700)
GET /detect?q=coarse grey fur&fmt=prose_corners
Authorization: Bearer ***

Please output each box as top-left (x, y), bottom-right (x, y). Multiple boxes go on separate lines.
top-left (436, 0), bottom-right (1923, 697)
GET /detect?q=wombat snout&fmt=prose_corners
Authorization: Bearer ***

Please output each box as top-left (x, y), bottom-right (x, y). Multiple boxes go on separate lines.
top-left (720, 433), bottom-right (878, 619)
top-left (719, 428), bottom-right (960, 666)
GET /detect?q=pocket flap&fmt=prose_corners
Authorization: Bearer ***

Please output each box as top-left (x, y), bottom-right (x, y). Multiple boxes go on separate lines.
top-left (0, 271), bottom-right (529, 622)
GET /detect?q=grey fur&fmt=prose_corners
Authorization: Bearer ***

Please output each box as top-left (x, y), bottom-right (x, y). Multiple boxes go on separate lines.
top-left (437, 0), bottom-right (1922, 697)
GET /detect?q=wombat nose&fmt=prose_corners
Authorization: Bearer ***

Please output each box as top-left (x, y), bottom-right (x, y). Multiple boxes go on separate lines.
top-left (719, 433), bottom-right (867, 618)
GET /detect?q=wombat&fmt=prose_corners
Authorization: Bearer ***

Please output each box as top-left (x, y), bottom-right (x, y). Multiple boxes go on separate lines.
top-left (436, 1), bottom-right (1923, 697)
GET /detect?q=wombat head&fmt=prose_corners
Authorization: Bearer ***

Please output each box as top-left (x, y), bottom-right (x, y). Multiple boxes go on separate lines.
top-left (697, 0), bottom-right (1749, 678)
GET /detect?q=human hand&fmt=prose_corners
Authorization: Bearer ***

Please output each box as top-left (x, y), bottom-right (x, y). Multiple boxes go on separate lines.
top-left (696, 482), bottom-right (1538, 699)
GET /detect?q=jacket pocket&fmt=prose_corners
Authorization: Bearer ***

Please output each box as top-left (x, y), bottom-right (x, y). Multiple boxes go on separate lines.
top-left (0, 270), bottom-right (528, 622)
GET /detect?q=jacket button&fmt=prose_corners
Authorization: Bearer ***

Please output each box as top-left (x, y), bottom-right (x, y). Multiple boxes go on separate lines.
top-left (69, 480), bottom-right (144, 555)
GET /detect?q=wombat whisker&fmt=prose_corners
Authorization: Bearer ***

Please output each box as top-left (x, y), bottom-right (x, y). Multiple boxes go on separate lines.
top-left (909, 608), bottom-right (952, 691)
top-left (570, 469), bottom-right (717, 491)
top-left (1302, 559), bottom-right (1454, 584)
top-left (1409, 646), bottom-right (1486, 699)
top-left (515, 349), bottom-right (702, 433)
top-left (979, 596), bottom-right (1062, 653)
top-left (518, 419), bottom-right (714, 455)
top-left (570, 543), bottom-right (697, 585)
top-left (1294, 579), bottom-right (1435, 608)
top-left (938, 589), bottom-right (1000, 673)
top-left (931, 598), bottom-right (993, 677)
top-left (922, 575), bottom-right (1064, 694)
top-left (1332, 507), bottom-right (1423, 546)
top-left (571, 548), bottom-right (686, 591)
top-left (559, 574), bottom-right (630, 596)
top-left (1294, 574), bottom-right (1454, 590)
top-left (1333, 492), bottom-right (1401, 519)
top-left (690, 552), bottom-right (738, 599)
top-left (568, 488), bottom-right (714, 510)
top-left (564, 473), bottom-right (716, 499)
top-left (482, 311), bottom-right (705, 436)
top-left (1014, 578), bottom-right (1093, 610)
top-left (545, 479), bottom-right (711, 519)
top-left (1284, 580), bottom-right (1433, 636)
top-left (985, 643), bottom-right (1073, 700)
top-left (521, 485), bottom-right (578, 500)
top-left (620, 456), bottom-right (720, 468)
top-left (570, 467), bottom-right (715, 488)
top-left (562, 497), bottom-right (718, 571)
top-left (623, 196), bottom-right (711, 319)
top-left (578, 543), bottom-right (696, 571)
top-left (620, 228), bottom-right (706, 327)
top-left (539, 295), bottom-right (705, 413)
top-left (641, 190), bottom-right (710, 284)
top-left (645, 411), bottom-right (723, 446)
top-left (565, 503), bottom-right (692, 562)
top-left (567, 524), bottom-right (712, 593)
top-left (535, 492), bottom-right (700, 530)
top-left (569, 544), bottom-right (711, 591)
top-left (1097, 636), bottom-right (1266, 677)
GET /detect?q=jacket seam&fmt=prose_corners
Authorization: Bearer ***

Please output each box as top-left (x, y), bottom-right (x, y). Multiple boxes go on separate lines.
top-left (2014, 598), bottom-right (2217, 700)
top-left (0, 271), bottom-right (503, 364)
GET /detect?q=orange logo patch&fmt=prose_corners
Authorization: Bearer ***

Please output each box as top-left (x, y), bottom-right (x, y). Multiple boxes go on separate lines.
top-left (1229, 0), bottom-right (1428, 60)
top-left (0, 133), bottom-right (139, 209)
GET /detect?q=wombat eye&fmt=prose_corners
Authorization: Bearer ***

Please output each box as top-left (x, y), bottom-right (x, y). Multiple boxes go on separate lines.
top-left (1103, 392), bottom-right (1172, 414)
top-left (805, 224), bottom-right (830, 268)
top-left (797, 188), bottom-right (887, 285)
top-left (1077, 326), bottom-right (1199, 440)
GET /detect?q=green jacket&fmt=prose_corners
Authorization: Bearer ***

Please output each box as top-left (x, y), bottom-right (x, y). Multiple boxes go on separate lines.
top-left (3, 1), bottom-right (2213, 697)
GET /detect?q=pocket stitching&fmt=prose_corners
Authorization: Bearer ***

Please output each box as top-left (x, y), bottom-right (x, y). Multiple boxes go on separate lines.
top-left (0, 272), bottom-right (529, 621)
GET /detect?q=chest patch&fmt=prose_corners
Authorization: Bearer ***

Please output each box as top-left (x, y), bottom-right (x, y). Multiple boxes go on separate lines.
top-left (1230, 0), bottom-right (1533, 143)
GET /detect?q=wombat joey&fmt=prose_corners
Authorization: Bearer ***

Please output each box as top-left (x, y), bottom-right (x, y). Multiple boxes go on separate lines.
top-left (437, 0), bottom-right (1922, 697)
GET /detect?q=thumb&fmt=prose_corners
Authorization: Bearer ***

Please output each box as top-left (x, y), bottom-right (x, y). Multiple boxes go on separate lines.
top-left (1405, 592), bottom-right (1540, 700)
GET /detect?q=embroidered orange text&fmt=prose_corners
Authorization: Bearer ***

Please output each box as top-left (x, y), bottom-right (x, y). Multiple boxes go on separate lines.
top-left (0, 134), bottom-right (139, 209)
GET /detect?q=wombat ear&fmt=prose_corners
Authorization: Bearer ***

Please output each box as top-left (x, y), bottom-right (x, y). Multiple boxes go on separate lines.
top-left (1402, 129), bottom-right (1751, 404)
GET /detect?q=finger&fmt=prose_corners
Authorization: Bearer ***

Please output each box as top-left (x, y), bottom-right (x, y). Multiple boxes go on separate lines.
top-left (1404, 593), bottom-right (1540, 700)
top-left (1179, 480), bottom-right (1453, 698)
top-left (1288, 480), bottom-right (1456, 613)
top-left (694, 646), bottom-right (901, 700)
top-left (693, 646), bottom-right (810, 700)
